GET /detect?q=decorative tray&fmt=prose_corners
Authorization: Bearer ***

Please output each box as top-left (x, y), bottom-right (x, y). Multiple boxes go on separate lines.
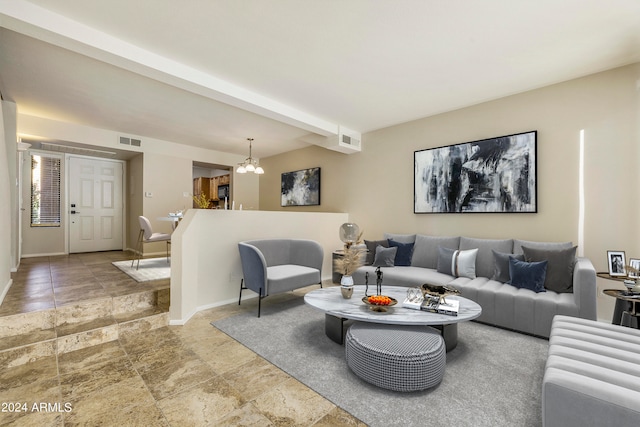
top-left (421, 283), bottom-right (460, 303)
top-left (362, 295), bottom-right (398, 312)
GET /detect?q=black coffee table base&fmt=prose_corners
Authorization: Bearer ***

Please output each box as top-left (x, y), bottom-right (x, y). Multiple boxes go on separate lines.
top-left (325, 313), bottom-right (458, 352)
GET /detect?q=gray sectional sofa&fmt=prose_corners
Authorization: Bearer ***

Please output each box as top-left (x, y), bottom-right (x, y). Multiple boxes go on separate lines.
top-left (352, 233), bottom-right (597, 338)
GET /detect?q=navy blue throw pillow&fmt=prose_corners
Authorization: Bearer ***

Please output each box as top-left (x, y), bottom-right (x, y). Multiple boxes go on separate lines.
top-left (388, 239), bottom-right (414, 266)
top-left (508, 256), bottom-right (547, 293)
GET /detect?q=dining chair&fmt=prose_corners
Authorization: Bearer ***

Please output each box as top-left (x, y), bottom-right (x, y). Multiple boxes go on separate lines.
top-left (131, 215), bottom-right (171, 270)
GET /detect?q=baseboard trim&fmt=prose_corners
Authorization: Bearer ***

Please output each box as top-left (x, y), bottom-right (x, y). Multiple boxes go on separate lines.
top-left (21, 252), bottom-right (67, 258)
top-left (0, 277), bottom-right (13, 307)
top-left (169, 295), bottom-right (256, 326)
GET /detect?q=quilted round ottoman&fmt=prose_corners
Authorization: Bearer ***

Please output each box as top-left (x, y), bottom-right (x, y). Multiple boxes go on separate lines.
top-left (345, 322), bottom-right (446, 392)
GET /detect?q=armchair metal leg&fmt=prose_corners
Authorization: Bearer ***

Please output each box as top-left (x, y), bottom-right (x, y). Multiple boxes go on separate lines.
top-left (238, 280), bottom-right (263, 318)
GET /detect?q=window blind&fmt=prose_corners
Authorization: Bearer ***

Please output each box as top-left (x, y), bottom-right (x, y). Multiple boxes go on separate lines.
top-left (31, 154), bottom-right (61, 227)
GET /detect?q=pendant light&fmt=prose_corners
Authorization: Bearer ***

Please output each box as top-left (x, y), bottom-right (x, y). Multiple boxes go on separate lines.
top-left (236, 138), bottom-right (264, 174)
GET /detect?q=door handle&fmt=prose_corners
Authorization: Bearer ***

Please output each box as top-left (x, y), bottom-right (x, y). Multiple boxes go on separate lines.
top-left (70, 210), bottom-right (80, 214)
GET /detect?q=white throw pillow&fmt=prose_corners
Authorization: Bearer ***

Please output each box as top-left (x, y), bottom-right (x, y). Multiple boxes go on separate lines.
top-left (455, 248), bottom-right (478, 279)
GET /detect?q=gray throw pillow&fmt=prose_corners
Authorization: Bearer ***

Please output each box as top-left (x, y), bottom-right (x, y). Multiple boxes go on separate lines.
top-left (364, 239), bottom-right (389, 265)
top-left (522, 246), bottom-right (577, 293)
top-left (492, 250), bottom-right (524, 283)
top-left (372, 246), bottom-right (397, 267)
top-left (437, 247), bottom-right (456, 276)
top-left (513, 239), bottom-right (572, 255)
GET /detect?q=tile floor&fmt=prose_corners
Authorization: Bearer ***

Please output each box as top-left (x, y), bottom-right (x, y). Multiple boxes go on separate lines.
top-left (0, 252), bottom-right (366, 426)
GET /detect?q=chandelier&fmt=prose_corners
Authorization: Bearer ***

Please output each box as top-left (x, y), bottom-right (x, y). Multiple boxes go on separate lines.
top-left (236, 138), bottom-right (264, 174)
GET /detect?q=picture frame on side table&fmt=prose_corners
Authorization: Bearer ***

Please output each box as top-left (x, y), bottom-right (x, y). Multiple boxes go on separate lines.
top-left (414, 130), bottom-right (537, 213)
top-left (628, 258), bottom-right (640, 279)
top-left (607, 250), bottom-right (627, 276)
top-left (281, 167), bottom-right (321, 207)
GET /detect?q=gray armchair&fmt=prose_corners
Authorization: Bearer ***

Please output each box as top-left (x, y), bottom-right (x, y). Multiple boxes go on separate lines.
top-left (238, 239), bottom-right (323, 317)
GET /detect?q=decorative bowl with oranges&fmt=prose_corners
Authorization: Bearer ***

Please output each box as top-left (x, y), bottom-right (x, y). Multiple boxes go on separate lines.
top-left (362, 295), bottom-right (398, 312)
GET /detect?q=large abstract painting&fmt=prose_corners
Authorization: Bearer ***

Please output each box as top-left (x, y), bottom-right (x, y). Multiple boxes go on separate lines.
top-left (281, 167), bottom-right (321, 207)
top-left (414, 131), bottom-right (537, 213)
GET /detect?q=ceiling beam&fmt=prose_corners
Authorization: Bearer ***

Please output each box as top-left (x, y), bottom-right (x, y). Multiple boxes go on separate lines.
top-left (0, 0), bottom-right (339, 137)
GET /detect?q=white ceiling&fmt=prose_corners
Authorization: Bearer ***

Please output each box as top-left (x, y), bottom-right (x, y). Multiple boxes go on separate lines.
top-left (1, 0), bottom-right (639, 158)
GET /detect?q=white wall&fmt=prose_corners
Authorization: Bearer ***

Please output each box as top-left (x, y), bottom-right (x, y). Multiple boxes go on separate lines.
top-left (17, 114), bottom-right (258, 256)
top-left (170, 209), bottom-right (349, 324)
top-left (0, 101), bottom-right (15, 304)
top-left (3, 101), bottom-right (18, 271)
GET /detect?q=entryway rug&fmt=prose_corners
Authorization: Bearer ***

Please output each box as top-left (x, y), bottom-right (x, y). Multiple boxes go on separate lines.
top-left (212, 297), bottom-right (548, 427)
top-left (112, 258), bottom-right (170, 282)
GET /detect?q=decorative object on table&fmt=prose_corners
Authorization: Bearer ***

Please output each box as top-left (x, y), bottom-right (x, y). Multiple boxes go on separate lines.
top-left (414, 130), bottom-right (537, 213)
top-left (192, 192), bottom-right (211, 208)
top-left (607, 250), bottom-right (627, 276)
top-left (236, 138), bottom-right (265, 174)
top-left (361, 294), bottom-right (398, 312)
top-left (421, 283), bottom-right (460, 304)
top-left (339, 223), bottom-right (361, 249)
top-left (281, 167), bottom-right (320, 206)
top-left (623, 279), bottom-right (636, 291)
top-left (375, 266), bottom-right (384, 295)
top-left (422, 295), bottom-right (460, 316)
top-left (627, 259), bottom-right (640, 279)
top-left (360, 267), bottom-right (395, 311)
top-left (340, 285), bottom-right (354, 299)
top-left (364, 272), bottom-right (369, 296)
top-left (335, 223), bottom-right (365, 298)
top-left (334, 244), bottom-right (365, 288)
top-left (402, 287), bottom-right (424, 310)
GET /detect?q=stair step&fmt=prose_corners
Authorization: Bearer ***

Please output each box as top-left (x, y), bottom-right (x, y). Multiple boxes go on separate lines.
top-left (0, 287), bottom-right (170, 366)
top-left (0, 309), bottom-right (56, 337)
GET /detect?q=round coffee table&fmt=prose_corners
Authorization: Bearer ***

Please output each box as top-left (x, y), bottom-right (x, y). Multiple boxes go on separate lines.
top-left (304, 285), bottom-right (482, 351)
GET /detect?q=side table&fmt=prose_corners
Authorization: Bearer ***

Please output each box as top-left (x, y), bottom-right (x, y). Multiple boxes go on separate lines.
top-left (603, 289), bottom-right (640, 328)
top-left (332, 250), bottom-right (344, 284)
top-left (597, 272), bottom-right (637, 327)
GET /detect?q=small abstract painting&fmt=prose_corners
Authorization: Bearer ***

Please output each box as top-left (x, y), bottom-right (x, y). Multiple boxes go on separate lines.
top-left (281, 167), bottom-right (321, 207)
top-left (414, 131), bottom-right (537, 213)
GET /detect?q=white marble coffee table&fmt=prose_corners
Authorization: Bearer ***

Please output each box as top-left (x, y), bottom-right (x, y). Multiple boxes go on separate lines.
top-left (304, 285), bottom-right (482, 351)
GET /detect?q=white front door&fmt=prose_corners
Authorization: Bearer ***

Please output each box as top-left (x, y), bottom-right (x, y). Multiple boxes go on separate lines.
top-left (68, 156), bottom-right (124, 253)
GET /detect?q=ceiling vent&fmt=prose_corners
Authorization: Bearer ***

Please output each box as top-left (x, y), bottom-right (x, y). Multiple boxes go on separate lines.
top-left (323, 126), bottom-right (361, 154)
top-left (119, 136), bottom-right (141, 147)
top-left (39, 142), bottom-right (116, 158)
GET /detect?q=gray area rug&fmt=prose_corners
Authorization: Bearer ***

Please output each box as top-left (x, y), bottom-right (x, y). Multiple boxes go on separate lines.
top-left (112, 257), bottom-right (170, 282)
top-left (212, 297), bottom-right (548, 427)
